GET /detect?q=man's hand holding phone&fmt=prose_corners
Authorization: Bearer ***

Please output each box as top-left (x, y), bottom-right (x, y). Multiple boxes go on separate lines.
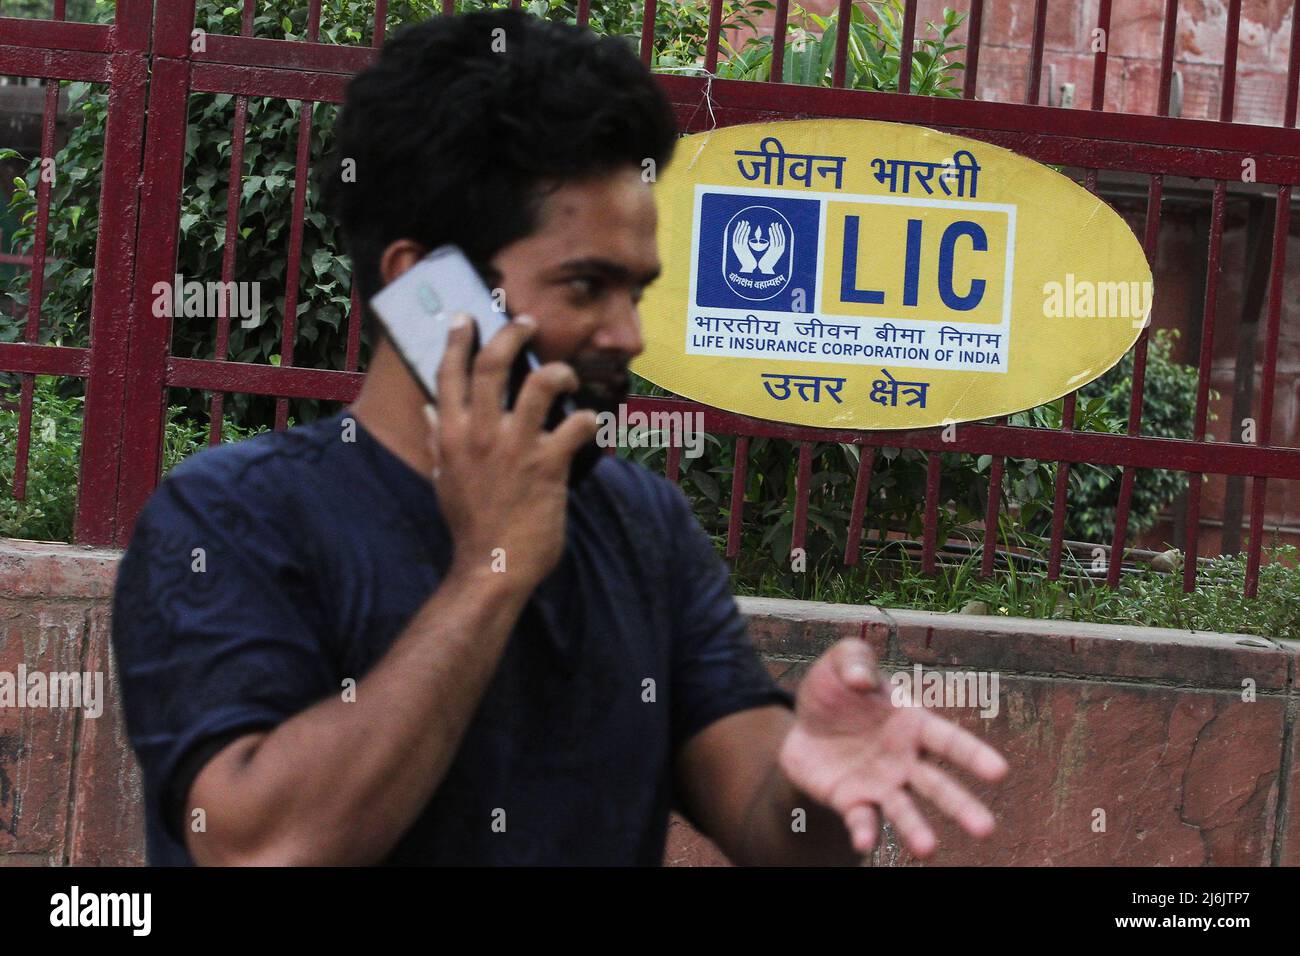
top-left (424, 311), bottom-right (599, 591)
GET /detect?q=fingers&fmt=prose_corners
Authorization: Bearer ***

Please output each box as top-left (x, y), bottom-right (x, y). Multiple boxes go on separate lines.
top-left (910, 761), bottom-right (996, 839)
top-left (547, 407), bottom-right (601, 463)
top-left (852, 764), bottom-right (995, 859)
top-left (511, 360), bottom-right (580, 436)
top-left (843, 803), bottom-right (878, 855)
top-left (501, 355), bottom-right (599, 472)
top-left (436, 312), bottom-right (475, 411)
top-left (919, 711), bottom-right (1009, 782)
top-left (880, 789), bottom-right (937, 859)
top-left (830, 638), bottom-right (879, 692)
top-left (469, 314), bottom-right (538, 428)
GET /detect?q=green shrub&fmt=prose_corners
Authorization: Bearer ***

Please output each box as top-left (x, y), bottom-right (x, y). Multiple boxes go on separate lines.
top-left (0, 380), bottom-right (81, 541)
top-left (0, 377), bottom-right (269, 542)
top-left (1062, 329), bottom-right (1205, 542)
top-left (717, 0), bottom-right (966, 95)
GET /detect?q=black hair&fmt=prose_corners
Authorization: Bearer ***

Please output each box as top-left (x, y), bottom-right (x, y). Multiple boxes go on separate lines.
top-left (321, 9), bottom-right (679, 332)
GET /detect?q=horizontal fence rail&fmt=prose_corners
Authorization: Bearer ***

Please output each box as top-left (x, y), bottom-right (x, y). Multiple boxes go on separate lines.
top-left (0, 0), bottom-right (1297, 602)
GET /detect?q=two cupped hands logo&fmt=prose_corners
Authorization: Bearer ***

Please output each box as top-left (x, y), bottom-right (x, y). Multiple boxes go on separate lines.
top-left (729, 218), bottom-right (787, 275)
top-left (724, 204), bottom-right (796, 299)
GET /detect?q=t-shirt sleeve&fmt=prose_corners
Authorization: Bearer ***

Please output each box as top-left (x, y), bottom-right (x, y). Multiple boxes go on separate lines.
top-left (111, 469), bottom-right (338, 848)
top-left (663, 480), bottom-right (794, 754)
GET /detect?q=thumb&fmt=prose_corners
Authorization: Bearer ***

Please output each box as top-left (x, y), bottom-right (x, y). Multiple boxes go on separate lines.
top-left (833, 639), bottom-right (879, 692)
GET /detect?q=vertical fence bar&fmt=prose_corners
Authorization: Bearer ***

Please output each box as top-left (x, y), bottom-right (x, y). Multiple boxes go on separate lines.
top-left (11, 77), bottom-right (60, 502)
top-left (272, 2), bottom-right (322, 432)
top-left (1220, 0), bottom-right (1242, 122)
top-left (1026, 0), bottom-right (1049, 104)
top-left (345, 285), bottom-right (362, 372)
top-left (1089, 0), bottom-right (1112, 109)
top-left (576, 0), bottom-right (590, 28)
top-left (979, 416), bottom-right (1006, 577)
top-left (792, 440), bottom-right (812, 556)
top-left (962, 0), bottom-right (984, 99)
top-left (206, 93), bottom-right (249, 445)
top-left (726, 435), bottom-right (749, 559)
top-left (1106, 175), bottom-right (1165, 588)
top-left (1050, 149), bottom-right (1112, 574)
top-left (206, 0), bottom-right (255, 446)
top-left (77, 10), bottom-right (152, 543)
top-left (109, 0), bottom-right (197, 545)
top-left (1285, 0), bottom-right (1300, 126)
top-left (665, 442), bottom-right (682, 484)
top-left (1155, 0), bottom-right (1178, 116)
top-left (1048, 155), bottom-right (1111, 576)
top-left (844, 444), bottom-right (875, 565)
top-left (1051, 2), bottom-right (1115, 569)
top-left (897, 0), bottom-right (918, 94)
top-left (832, 0), bottom-right (853, 89)
top-left (345, 0), bottom-right (389, 374)
top-left (1183, 181), bottom-right (1227, 592)
top-left (639, 0), bottom-right (657, 66)
top-left (1047, 393), bottom-right (1076, 580)
top-left (921, 452), bottom-right (941, 574)
top-left (704, 0), bottom-right (723, 74)
top-left (1245, 184), bottom-right (1291, 597)
top-left (769, 0), bottom-right (790, 83)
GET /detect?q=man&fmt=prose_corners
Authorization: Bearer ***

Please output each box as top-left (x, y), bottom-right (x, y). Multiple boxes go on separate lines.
top-left (111, 9), bottom-right (1008, 866)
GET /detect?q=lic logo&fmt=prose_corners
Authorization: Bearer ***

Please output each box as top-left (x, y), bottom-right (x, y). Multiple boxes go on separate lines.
top-left (723, 205), bottom-right (794, 301)
top-left (696, 192), bottom-right (819, 313)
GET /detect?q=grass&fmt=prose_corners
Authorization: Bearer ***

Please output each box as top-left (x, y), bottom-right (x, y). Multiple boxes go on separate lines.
top-left (732, 542), bottom-right (1300, 642)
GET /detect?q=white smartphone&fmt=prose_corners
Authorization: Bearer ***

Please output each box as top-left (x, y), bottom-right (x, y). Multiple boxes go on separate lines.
top-left (367, 244), bottom-right (598, 483)
top-left (368, 245), bottom-right (534, 404)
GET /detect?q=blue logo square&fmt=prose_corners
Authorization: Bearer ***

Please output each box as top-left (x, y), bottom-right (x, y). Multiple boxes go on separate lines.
top-left (695, 192), bottom-right (820, 312)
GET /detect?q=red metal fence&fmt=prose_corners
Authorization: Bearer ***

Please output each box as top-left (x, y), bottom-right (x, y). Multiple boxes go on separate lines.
top-left (1, 0), bottom-right (1299, 598)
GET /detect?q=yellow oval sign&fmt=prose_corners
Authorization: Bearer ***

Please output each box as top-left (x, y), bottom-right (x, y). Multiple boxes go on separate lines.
top-left (633, 119), bottom-right (1152, 429)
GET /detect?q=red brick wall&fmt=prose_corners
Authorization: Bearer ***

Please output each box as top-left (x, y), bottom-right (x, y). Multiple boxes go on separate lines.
top-left (2, 541), bottom-right (1297, 867)
top-left (773, 0), bottom-right (1296, 122)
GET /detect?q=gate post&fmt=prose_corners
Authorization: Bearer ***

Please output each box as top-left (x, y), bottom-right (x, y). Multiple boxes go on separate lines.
top-left (101, 0), bottom-right (198, 547)
top-left (71, 0), bottom-right (152, 546)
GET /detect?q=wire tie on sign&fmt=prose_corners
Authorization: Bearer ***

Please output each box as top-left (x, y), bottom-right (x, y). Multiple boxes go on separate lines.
top-left (655, 65), bottom-right (719, 168)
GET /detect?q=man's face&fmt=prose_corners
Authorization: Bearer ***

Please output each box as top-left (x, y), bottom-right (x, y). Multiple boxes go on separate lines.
top-left (488, 165), bottom-right (660, 412)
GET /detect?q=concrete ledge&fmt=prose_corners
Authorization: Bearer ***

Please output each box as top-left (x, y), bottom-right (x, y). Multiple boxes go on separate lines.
top-left (0, 539), bottom-right (120, 601)
top-left (1, 540), bottom-right (1296, 867)
top-left (886, 607), bottom-right (1293, 691)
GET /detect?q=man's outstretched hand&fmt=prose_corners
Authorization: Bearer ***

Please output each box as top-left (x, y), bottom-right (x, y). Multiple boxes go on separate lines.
top-left (778, 639), bottom-right (1009, 859)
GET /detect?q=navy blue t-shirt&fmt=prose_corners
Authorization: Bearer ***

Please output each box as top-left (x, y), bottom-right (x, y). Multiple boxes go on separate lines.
top-left (110, 411), bottom-right (792, 865)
